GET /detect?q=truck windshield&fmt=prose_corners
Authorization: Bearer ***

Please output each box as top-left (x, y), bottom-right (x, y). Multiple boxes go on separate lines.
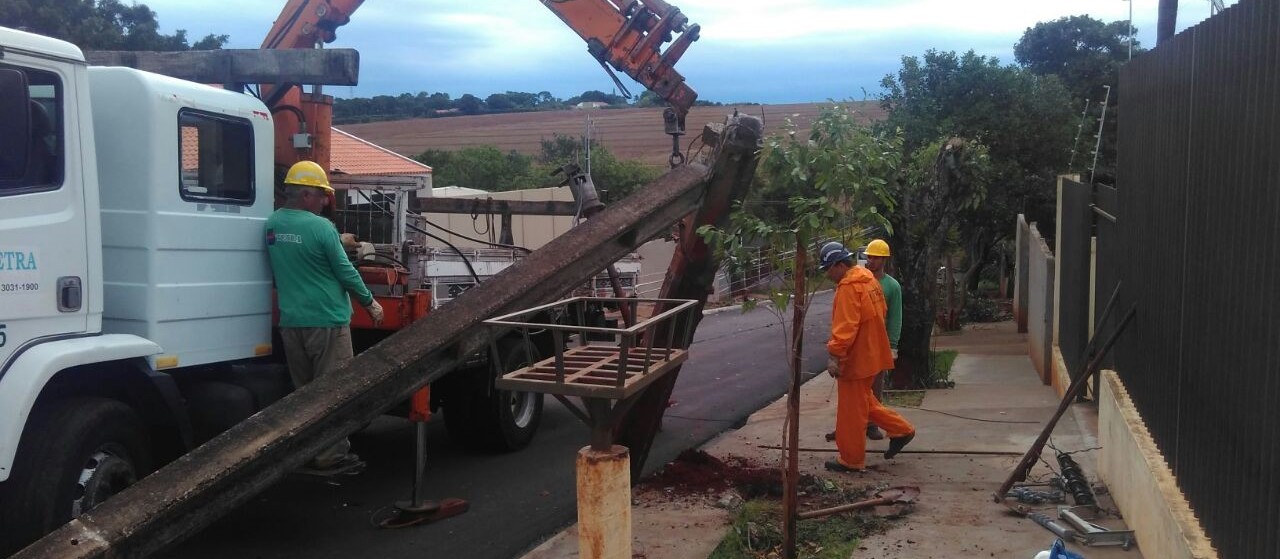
top-left (0, 65), bottom-right (63, 195)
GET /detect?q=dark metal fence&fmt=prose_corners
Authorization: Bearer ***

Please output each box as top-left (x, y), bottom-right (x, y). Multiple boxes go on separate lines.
top-left (1110, 1), bottom-right (1280, 556)
top-left (1056, 179), bottom-right (1091, 380)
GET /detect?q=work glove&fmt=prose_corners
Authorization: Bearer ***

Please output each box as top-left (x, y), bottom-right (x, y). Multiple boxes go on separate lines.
top-left (826, 355), bottom-right (841, 378)
top-left (365, 299), bottom-right (385, 327)
top-left (891, 348), bottom-right (898, 360)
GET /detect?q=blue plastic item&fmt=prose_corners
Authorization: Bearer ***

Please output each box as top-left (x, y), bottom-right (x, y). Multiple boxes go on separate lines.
top-left (1050, 538), bottom-right (1086, 559)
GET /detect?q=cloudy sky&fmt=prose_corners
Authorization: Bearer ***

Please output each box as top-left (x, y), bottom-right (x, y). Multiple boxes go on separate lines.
top-left (140, 0), bottom-right (1226, 104)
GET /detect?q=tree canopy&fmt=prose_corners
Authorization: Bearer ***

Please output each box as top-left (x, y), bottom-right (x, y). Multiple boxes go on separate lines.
top-left (0, 0), bottom-right (228, 51)
top-left (415, 134), bottom-right (658, 202)
top-left (875, 49), bottom-right (1072, 382)
top-left (1015, 15), bottom-right (1139, 181)
top-left (1015, 15), bottom-right (1139, 102)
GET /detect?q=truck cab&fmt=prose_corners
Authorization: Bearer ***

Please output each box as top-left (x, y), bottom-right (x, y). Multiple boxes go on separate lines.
top-left (0, 27), bottom-right (280, 554)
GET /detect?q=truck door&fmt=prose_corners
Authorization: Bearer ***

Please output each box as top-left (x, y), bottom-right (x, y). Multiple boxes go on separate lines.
top-left (0, 59), bottom-right (90, 375)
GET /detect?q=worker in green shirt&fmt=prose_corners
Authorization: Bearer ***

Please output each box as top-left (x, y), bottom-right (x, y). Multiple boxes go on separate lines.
top-left (266, 160), bottom-right (384, 471)
top-left (863, 239), bottom-right (901, 440)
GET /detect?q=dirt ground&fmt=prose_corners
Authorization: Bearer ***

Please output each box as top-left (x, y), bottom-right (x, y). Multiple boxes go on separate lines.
top-left (521, 321), bottom-right (1143, 559)
top-left (339, 102), bottom-right (885, 169)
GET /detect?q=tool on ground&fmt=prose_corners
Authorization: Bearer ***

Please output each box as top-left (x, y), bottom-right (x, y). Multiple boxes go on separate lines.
top-left (1056, 452), bottom-right (1096, 507)
top-left (796, 486), bottom-right (919, 520)
top-left (378, 387), bottom-right (469, 529)
top-left (1007, 486), bottom-right (1065, 505)
top-left (1028, 511), bottom-right (1079, 541)
top-left (1060, 506), bottom-right (1135, 549)
top-left (994, 304), bottom-right (1136, 502)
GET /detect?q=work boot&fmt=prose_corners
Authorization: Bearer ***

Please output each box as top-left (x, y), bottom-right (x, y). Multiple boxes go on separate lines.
top-left (884, 432), bottom-right (914, 459)
top-left (824, 460), bottom-right (864, 474)
top-left (866, 424), bottom-right (886, 440)
top-left (824, 431), bottom-right (836, 442)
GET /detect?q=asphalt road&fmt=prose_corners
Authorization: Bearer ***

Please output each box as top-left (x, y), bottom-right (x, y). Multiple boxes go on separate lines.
top-left (166, 291), bottom-right (833, 559)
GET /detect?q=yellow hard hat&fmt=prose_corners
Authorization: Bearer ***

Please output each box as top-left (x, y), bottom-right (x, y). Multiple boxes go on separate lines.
top-left (283, 160), bottom-right (333, 192)
top-left (865, 239), bottom-right (891, 257)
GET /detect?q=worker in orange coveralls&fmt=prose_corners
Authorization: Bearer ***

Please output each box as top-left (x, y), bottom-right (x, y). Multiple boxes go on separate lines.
top-left (819, 241), bottom-right (915, 473)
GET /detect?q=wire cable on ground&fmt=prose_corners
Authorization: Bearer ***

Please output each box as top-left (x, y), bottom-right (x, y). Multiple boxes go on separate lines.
top-left (890, 404), bottom-right (1041, 424)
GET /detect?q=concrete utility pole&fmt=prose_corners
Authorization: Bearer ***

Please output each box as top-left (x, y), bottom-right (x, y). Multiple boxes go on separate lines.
top-left (1158, 0), bottom-right (1179, 44)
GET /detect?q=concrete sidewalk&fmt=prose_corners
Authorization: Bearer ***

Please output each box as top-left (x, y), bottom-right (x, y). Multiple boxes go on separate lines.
top-left (522, 322), bottom-right (1142, 558)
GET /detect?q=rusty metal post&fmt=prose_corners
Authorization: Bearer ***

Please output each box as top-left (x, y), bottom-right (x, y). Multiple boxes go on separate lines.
top-left (576, 445), bottom-right (631, 559)
top-left (615, 114), bottom-right (763, 479)
top-left (782, 236), bottom-right (805, 559)
top-left (16, 165), bottom-right (712, 559)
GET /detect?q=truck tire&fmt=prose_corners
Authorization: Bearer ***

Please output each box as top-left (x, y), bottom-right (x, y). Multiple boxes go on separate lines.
top-left (0, 397), bottom-right (151, 555)
top-left (444, 338), bottom-right (543, 452)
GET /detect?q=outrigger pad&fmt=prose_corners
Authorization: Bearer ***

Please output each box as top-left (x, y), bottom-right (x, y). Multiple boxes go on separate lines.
top-left (377, 498), bottom-right (470, 529)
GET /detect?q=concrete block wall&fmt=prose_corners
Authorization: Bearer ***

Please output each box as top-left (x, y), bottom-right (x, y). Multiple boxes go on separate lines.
top-left (1026, 223), bottom-right (1055, 384)
top-left (1098, 371), bottom-right (1218, 559)
top-left (1013, 214), bottom-right (1030, 333)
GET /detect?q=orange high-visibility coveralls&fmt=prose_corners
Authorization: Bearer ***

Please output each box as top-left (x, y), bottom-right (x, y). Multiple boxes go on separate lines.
top-left (826, 266), bottom-right (915, 469)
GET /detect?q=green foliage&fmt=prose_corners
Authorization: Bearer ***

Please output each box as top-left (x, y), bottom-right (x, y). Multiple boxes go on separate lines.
top-left (415, 147), bottom-right (536, 192)
top-left (710, 499), bottom-right (883, 559)
top-left (929, 350), bottom-right (959, 384)
top-left (0, 0), bottom-right (228, 51)
top-left (414, 134), bottom-right (657, 197)
top-left (1014, 15), bottom-right (1135, 180)
top-left (334, 88), bottom-right (646, 124)
top-left (700, 105), bottom-right (902, 314)
top-left (961, 294), bottom-right (1001, 324)
top-left (1015, 15), bottom-right (1138, 102)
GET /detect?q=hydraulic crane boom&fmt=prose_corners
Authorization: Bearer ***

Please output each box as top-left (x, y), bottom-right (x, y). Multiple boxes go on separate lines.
top-left (539, 0), bottom-right (700, 165)
top-left (538, 0), bottom-right (699, 116)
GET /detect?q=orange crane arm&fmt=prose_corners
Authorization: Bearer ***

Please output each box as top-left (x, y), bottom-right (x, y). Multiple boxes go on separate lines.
top-left (262, 0), bottom-right (366, 49)
top-left (539, 0), bottom-right (700, 119)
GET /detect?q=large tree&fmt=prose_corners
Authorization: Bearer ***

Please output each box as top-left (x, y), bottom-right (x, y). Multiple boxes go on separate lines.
top-left (0, 0), bottom-right (227, 51)
top-left (1015, 15), bottom-right (1140, 181)
top-left (878, 50), bottom-right (1073, 384)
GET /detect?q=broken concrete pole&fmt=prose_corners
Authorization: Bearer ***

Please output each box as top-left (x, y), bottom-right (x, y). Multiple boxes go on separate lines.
top-left (16, 164), bottom-right (711, 559)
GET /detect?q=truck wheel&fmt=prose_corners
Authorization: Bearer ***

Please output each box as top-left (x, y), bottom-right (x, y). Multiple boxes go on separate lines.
top-left (0, 397), bottom-right (151, 555)
top-left (445, 338), bottom-right (543, 452)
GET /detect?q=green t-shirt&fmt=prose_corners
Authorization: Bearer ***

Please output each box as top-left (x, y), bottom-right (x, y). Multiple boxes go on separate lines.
top-left (265, 208), bottom-right (373, 328)
top-left (879, 273), bottom-right (902, 348)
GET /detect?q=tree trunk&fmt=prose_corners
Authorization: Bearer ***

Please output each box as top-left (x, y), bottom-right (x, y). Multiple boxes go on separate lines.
top-left (887, 139), bottom-right (979, 387)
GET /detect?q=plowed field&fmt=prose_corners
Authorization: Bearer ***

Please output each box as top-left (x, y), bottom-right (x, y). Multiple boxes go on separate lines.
top-left (339, 101), bottom-right (885, 168)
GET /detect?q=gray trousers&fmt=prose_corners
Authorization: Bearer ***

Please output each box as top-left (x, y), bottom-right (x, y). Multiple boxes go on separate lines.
top-left (281, 326), bottom-right (354, 466)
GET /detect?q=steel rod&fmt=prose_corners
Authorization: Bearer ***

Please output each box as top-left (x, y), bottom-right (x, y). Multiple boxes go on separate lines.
top-left (756, 445), bottom-right (1024, 456)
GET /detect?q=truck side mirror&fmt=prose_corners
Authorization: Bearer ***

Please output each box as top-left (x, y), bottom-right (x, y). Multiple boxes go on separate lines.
top-left (0, 68), bottom-right (32, 181)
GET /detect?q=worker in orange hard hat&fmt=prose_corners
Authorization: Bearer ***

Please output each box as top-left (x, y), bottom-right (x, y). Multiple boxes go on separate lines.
top-left (819, 241), bottom-right (914, 473)
top-left (266, 160), bottom-right (384, 473)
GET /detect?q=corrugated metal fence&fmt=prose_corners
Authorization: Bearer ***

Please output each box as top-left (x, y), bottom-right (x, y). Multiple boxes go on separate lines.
top-left (1111, 1), bottom-right (1280, 556)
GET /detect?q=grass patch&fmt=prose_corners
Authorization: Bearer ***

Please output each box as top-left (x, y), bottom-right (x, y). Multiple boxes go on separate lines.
top-left (709, 499), bottom-right (885, 559)
top-left (929, 349), bottom-right (959, 384)
top-left (883, 389), bottom-right (925, 407)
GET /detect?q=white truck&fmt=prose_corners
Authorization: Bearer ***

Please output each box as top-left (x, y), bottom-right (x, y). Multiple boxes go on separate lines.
top-left (0, 27), bottom-right (640, 554)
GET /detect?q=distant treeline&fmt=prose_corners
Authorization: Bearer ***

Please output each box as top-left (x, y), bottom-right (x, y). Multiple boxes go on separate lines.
top-left (334, 89), bottom-right (723, 124)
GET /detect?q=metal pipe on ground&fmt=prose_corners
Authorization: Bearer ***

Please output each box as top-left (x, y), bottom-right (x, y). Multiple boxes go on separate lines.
top-left (15, 164), bottom-right (714, 559)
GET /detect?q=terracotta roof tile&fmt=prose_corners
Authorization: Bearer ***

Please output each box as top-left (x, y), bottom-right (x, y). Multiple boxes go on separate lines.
top-left (331, 127), bottom-right (432, 177)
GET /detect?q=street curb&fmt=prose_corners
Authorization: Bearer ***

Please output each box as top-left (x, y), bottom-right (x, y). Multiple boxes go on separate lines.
top-left (701, 289), bottom-right (834, 316)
